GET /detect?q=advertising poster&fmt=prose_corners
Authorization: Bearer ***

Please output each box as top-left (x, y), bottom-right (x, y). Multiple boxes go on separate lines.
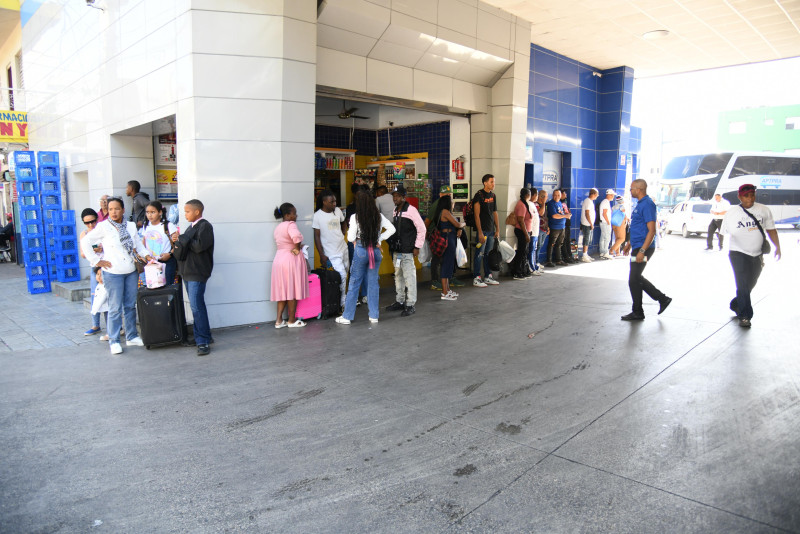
top-left (0, 111), bottom-right (27, 143)
top-left (156, 169), bottom-right (178, 200)
top-left (157, 133), bottom-right (177, 164)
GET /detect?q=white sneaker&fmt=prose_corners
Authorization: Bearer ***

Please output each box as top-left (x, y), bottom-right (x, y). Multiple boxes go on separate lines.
top-left (110, 343), bottom-right (123, 355)
top-left (335, 316), bottom-right (351, 325)
top-left (537, 264), bottom-right (545, 272)
top-left (360, 296), bottom-right (368, 305)
top-left (369, 317), bottom-right (379, 323)
top-left (447, 289), bottom-right (459, 297)
top-left (126, 336), bottom-right (145, 346)
top-left (581, 255), bottom-right (592, 263)
top-left (473, 277), bottom-right (487, 287)
top-left (531, 270), bottom-right (543, 276)
top-left (441, 292), bottom-right (457, 301)
top-left (484, 275), bottom-right (499, 285)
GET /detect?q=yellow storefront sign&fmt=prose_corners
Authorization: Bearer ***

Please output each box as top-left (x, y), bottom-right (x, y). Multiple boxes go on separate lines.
top-left (0, 111), bottom-right (27, 143)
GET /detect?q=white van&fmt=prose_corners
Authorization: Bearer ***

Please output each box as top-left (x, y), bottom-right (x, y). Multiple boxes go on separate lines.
top-left (664, 199), bottom-right (713, 238)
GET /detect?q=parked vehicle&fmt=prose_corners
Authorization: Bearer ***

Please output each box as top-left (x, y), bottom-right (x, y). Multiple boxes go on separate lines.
top-left (664, 200), bottom-right (713, 238)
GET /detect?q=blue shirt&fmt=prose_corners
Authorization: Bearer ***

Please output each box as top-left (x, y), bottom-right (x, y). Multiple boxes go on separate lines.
top-left (546, 200), bottom-right (566, 230)
top-left (630, 195), bottom-right (656, 249)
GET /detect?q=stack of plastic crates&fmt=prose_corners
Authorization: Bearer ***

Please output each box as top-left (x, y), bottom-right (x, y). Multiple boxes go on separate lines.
top-left (14, 151), bottom-right (51, 294)
top-left (35, 152), bottom-right (71, 282)
top-left (53, 210), bottom-right (81, 282)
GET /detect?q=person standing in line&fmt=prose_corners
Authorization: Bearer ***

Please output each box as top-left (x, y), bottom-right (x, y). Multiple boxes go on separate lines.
top-left (345, 183), bottom-right (368, 305)
top-left (79, 208), bottom-right (106, 337)
top-left (534, 189), bottom-right (549, 272)
top-left (385, 185), bottom-right (426, 316)
top-left (126, 180), bottom-right (150, 229)
top-left (374, 185), bottom-right (396, 221)
top-left (544, 189), bottom-right (569, 267)
top-left (97, 195), bottom-right (110, 222)
top-left (720, 184), bottom-right (781, 327)
top-left (512, 188), bottom-right (533, 280)
top-left (621, 179), bottom-right (672, 321)
top-left (609, 195), bottom-right (628, 257)
top-left (425, 185), bottom-right (464, 291)
top-left (269, 202), bottom-right (307, 330)
top-left (141, 200), bottom-right (178, 286)
top-left (706, 193), bottom-right (731, 251)
top-left (526, 187), bottom-right (542, 276)
top-left (580, 188), bottom-right (599, 263)
top-left (598, 189), bottom-right (615, 259)
top-left (560, 189), bottom-right (577, 264)
top-left (312, 190), bottom-right (348, 310)
top-left (472, 174), bottom-right (500, 287)
top-left (337, 190), bottom-right (395, 324)
top-left (172, 199), bottom-right (216, 354)
top-left (433, 195), bottom-right (465, 300)
top-left (81, 197), bottom-right (153, 355)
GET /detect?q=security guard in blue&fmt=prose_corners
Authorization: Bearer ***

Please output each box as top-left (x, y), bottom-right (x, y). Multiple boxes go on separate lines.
top-left (621, 179), bottom-right (672, 321)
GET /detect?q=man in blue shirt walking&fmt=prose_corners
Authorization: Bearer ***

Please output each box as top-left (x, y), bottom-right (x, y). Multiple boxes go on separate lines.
top-left (622, 179), bottom-right (672, 321)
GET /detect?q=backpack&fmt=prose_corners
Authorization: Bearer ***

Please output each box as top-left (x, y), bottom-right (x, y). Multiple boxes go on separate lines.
top-left (463, 191), bottom-right (481, 228)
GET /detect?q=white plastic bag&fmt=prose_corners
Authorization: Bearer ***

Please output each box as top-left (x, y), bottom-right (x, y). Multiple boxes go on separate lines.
top-left (456, 238), bottom-right (468, 268)
top-left (499, 240), bottom-right (515, 263)
top-left (91, 283), bottom-right (109, 314)
top-left (418, 240), bottom-right (432, 264)
top-left (144, 262), bottom-right (166, 289)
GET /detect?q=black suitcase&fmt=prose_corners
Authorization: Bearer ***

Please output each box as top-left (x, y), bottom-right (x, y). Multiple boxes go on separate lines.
top-left (136, 284), bottom-right (187, 349)
top-left (310, 268), bottom-right (341, 319)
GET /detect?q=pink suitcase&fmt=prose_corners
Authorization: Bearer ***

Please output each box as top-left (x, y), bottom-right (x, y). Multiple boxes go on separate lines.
top-left (295, 274), bottom-right (322, 320)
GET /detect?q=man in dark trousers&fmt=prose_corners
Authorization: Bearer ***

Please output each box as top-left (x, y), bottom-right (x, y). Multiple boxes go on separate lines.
top-left (126, 180), bottom-right (150, 229)
top-left (172, 199), bottom-right (215, 356)
top-left (622, 179), bottom-right (671, 321)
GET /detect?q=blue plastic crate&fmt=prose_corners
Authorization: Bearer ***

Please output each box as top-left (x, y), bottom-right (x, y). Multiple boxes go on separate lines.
top-left (55, 237), bottom-right (78, 253)
top-left (56, 224), bottom-right (77, 238)
top-left (23, 236), bottom-right (47, 251)
top-left (55, 210), bottom-right (76, 224)
top-left (57, 266), bottom-right (81, 283)
top-left (38, 166), bottom-right (60, 181)
top-left (19, 194), bottom-right (40, 207)
top-left (26, 264), bottom-right (48, 278)
top-left (47, 263), bottom-right (58, 280)
top-left (43, 207), bottom-right (61, 222)
top-left (45, 234), bottom-right (57, 250)
top-left (57, 252), bottom-right (79, 266)
top-left (40, 181), bottom-right (60, 193)
top-left (41, 192), bottom-right (61, 208)
top-left (15, 166), bottom-right (37, 181)
top-left (46, 248), bottom-right (58, 264)
top-left (21, 221), bottom-right (45, 237)
top-left (37, 151), bottom-right (59, 167)
top-left (12, 151), bottom-right (35, 167)
top-left (27, 276), bottom-right (51, 294)
top-left (45, 220), bottom-right (56, 237)
top-left (20, 207), bottom-right (42, 222)
top-left (16, 179), bottom-right (38, 193)
top-left (24, 250), bottom-right (47, 264)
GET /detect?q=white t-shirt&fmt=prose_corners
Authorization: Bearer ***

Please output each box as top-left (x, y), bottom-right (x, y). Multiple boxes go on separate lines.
top-left (580, 198), bottom-right (596, 226)
top-left (598, 198), bottom-right (612, 225)
top-left (142, 221), bottom-right (178, 257)
top-left (710, 198), bottom-right (731, 220)
top-left (312, 208), bottom-right (347, 257)
top-left (527, 200), bottom-right (540, 235)
top-left (721, 203), bottom-right (775, 257)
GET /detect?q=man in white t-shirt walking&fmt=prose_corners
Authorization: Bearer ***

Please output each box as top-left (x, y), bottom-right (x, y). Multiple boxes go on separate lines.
top-left (706, 193), bottom-right (731, 251)
top-left (598, 189), bottom-right (615, 259)
top-left (720, 184), bottom-right (782, 328)
top-left (312, 190), bottom-right (348, 307)
top-left (579, 188), bottom-right (598, 262)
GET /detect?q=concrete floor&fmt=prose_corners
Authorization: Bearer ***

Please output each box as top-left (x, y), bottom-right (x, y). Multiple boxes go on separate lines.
top-left (1, 232), bottom-right (798, 533)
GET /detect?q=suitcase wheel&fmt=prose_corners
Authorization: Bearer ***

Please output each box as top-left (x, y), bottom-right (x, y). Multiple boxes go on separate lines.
top-left (316, 313), bottom-right (321, 320)
top-left (146, 345), bottom-right (151, 350)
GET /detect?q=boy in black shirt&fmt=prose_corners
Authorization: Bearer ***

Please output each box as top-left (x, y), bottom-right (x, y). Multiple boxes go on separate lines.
top-left (472, 174), bottom-right (500, 287)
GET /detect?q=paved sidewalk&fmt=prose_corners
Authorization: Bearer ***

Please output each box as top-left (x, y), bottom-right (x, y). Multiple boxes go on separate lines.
top-left (0, 233), bottom-right (798, 533)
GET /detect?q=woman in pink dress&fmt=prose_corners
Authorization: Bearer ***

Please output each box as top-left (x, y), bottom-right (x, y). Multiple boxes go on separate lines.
top-left (271, 203), bottom-right (308, 328)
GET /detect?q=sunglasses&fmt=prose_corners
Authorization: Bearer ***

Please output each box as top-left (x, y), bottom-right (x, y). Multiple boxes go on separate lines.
top-left (83, 218), bottom-right (98, 225)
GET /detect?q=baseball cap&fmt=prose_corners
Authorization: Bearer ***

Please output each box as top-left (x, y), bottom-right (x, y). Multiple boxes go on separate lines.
top-left (738, 184), bottom-right (756, 195)
top-left (392, 184), bottom-right (406, 196)
top-left (440, 185), bottom-right (452, 194)
top-left (606, 189), bottom-right (616, 196)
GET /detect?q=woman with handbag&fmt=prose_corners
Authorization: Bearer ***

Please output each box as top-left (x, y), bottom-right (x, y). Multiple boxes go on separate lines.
top-left (80, 197), bottom-right (153, 355)
top-left (336, 190), bottom-right (395, 324)
top-left (140, 200), bottom-right (178, 287)
top-left (512, 188), bottom-right (533, 280)
top-left (433, 195), bottom-right (465, 301)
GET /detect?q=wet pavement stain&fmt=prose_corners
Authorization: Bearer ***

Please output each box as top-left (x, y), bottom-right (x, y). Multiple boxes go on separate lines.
top-left (495, 422), bottom-right (522, 434)
top-left (453, 464), bottom-right (477, 477)
top-left (227, 388), bottom-right (325, 430)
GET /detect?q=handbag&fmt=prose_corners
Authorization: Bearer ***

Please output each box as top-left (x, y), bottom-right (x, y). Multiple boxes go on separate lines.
top-left (428, 228), bottom-right (447, 257)
top-left (505, 211), bottom-right (517, 226)
top-left (488, 239), bottom-right (502, 271)
top-left (455, 238), bottom-right (468, 268)
top-left (741, 207), bottom-right (771, 255)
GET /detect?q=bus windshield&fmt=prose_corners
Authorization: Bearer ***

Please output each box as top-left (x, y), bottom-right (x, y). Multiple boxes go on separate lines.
top-left (654, 181), bottom-right (691, 209)
top-left (662, 153), bottom-right (733, 180)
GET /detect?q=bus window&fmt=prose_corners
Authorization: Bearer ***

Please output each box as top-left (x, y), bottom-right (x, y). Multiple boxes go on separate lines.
top-left (771, 157), bottom-right (800, 175)
top-left (697, 153), bottom-right (733, 176)
top-left (730, 156), bottom-right (759, 178)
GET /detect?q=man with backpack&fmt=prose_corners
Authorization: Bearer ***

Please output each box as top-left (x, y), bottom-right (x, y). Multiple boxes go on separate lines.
top-left (470, 174), bottom-right (500, 287)
top-left (385, 185), bottom-right (426, 316)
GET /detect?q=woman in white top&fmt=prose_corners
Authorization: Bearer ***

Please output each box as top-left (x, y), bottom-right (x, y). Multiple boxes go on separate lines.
top-left (81, 197), bottom-right (153, 355)
top-left (336, 190), bottom-right (395, 324)
top-left (140, 200), bottom-right (178, 286)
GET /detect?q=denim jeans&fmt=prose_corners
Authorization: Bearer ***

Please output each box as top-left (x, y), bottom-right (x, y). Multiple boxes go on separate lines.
top-left (393, 252), bottom-right (417, 305)
top-left (473, 233), bottom-right (496, 278)
top-left (104, 270), bottom-right (139, 344)
top-left (729, 251), bottom-right (762, 320)
top-left (536, 230), bottom-right (548, 265)
top-left (528, 234), bottom-right (539, 271)
top-left (186, 280), bottom-right (211, 345)
top-left (347, 241), bottom-right (368, 298)
top-left (343, 244), bottom-right (382, 320)
top-left (628, 247), bottom-right (666, 315)
top-left (599, 222), bottom-right (612, 255)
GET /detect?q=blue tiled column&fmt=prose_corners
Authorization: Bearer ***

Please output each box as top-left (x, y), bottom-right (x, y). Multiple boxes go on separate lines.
top-left (597, 66), bottom-right (634, 193)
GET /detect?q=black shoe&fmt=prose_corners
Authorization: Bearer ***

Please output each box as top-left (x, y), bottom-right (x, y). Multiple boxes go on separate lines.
top-left (197, 344), bottom-right (210, 356)
top-left (621, 312), bottom-right (645, 321)
top-left (739, 318), bottom-right (751, 328)
top-left (544, 262), bottom-right (556, 268)
top-left (556, 261), bottom-right (567, 266)
top-left (385, 301), bottom-right (405, 311)
top-left (401, 305), bottom-right (416, 317)
top-left (705, 246), bottom-right (713, 250)
top-left (658, 296), bottom-right (672, 315)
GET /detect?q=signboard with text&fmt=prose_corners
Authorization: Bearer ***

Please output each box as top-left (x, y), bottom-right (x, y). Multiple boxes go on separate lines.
top-left (0, 111), bottom-right (27, 143)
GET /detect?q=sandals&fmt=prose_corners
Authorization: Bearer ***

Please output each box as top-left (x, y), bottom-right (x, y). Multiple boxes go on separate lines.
top-left (288, 319), bottom-right (306, 328)
top-left (275, 320), bottom-right (287, 329)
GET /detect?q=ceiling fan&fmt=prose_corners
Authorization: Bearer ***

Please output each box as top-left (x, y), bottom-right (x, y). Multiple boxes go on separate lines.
top-left (318, 100), bottom-right (370, 120)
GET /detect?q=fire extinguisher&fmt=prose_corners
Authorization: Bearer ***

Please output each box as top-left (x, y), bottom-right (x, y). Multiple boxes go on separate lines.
top-left (452, 156), bottom-right (465, 180)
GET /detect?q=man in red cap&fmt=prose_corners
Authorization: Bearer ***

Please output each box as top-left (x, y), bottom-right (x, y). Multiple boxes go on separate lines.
top-left (720, 184), bottom-right (781, 327)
